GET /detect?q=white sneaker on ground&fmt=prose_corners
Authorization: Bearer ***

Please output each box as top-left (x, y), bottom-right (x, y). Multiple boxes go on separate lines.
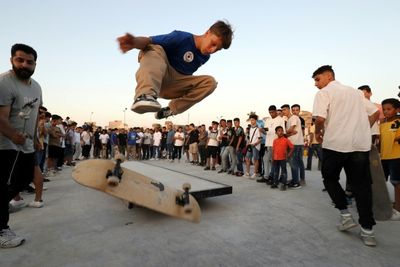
top-left (390, 209), bottom-right (400, 221)
top-left (360, 227), bottom-right (377, 246)
top-left (244, 172), bottom-right (250, 178)
top-left (131, 95), bottom-right (161, 114)
top-left (250, 173), bottom-right (258, 180)
top-left (9, 199), bottom-right (26, 209)
top-left (28, 200), bottom-right (44, 208)
top-left (337, 213), bottom-right (358, 231)
top-left (0, 228), bottom-right (25, 248)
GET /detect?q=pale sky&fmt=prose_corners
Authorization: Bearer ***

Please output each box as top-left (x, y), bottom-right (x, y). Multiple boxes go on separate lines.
top-left (1, 0), bottom-right (399, 127)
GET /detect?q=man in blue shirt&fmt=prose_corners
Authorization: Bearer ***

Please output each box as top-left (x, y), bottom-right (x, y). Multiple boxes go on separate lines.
top-left (117, 20), bottom-right (233, 119)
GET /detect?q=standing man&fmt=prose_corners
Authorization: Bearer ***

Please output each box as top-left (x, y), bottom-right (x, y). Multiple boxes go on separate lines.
top-left (260, 105), bottom-right (286, 184)
top-left (312, 65), bottom-right (379, 246)
top-left (281, 104), bottom-right (303, 188)
top-left (0, 44), bottom-right (42, 248)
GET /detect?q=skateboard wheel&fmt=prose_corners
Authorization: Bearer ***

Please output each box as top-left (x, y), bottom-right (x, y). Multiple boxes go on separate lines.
top-left (107, 176), bottom-right (120, 186)
top-left (182, 183), bottom-right (191, 191)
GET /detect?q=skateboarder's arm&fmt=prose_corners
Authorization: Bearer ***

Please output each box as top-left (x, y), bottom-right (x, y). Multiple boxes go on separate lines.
top-left (0, 106), bottom-right (26, 145)
top-left (117, 33), bottom-right (152, 53)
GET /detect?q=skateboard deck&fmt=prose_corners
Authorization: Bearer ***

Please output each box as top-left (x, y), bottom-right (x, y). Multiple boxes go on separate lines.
top-left (72, 159), bottom-right (201, 223)
top-left (369, 145), bottom-right (393, 221)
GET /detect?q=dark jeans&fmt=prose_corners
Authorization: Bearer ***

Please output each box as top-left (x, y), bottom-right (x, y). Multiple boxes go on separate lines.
top-left (307, 144), bottom-right (322, 170)
top-left (198, 144), bottom-right (207, 165)
top-left (272, 160), bottom-right (288, 185)
top-left (82, 144), bottom-right (91, 159)
top-left (288, 145), bottom-right (305, 184)
top-left (257, 144), bottom-right (265, 175)
top-left (173, 146), bottom-right (182, 160)
top-left (236, 149), bottom-right (244, 173)
top-left (0, 150), bottom-right (34, 229)
top-left (39, 143), bottom-right (47, 172)
top-left (321, 148), bottom-right (376, 229)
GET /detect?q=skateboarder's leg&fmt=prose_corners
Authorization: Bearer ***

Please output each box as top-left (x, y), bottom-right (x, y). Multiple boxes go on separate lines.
top-left (343, 152), bottom-right (375, 229)
top-left (132, 45), bottom-right (168, 113)
top-left (159, 72), bottom-right (217, 115)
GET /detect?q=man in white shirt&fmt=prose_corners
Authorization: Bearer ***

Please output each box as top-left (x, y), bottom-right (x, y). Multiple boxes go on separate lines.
top-left (260, 105), bottom-right (286, 184)
top-left (281, 104), bottom-right (304, 189)
top-left (312, 65), bottom-right (379, 246)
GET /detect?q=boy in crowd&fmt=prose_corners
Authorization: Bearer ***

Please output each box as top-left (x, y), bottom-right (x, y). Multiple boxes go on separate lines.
top-left (271, 126), bottom-right (294, 190)
top-left (244, 114), bottom-right (262, 179)
top-left (117, 21), bottom-right (233, 119)
top-left (379, 98), bottom-right (400, 220)
top-left (281, 104), bottom-right (304, 188)
top-left (204, 121), bottom-right (219, 170)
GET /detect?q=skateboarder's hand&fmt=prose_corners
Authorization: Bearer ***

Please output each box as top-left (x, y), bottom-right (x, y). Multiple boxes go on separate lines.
top-left (117, 33), bottom-right (136, 53)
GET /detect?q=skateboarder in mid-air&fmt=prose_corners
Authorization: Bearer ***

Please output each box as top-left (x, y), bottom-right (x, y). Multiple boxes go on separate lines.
top-left (117, 20), bottom-right (233, 119)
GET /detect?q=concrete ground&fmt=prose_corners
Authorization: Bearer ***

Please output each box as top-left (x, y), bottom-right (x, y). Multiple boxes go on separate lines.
top-left (1, 159), bottom-right (399, 267)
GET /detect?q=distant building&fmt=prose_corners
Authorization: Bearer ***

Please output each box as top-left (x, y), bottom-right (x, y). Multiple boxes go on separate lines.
top-left (108, 120), bottom-right (125, 129)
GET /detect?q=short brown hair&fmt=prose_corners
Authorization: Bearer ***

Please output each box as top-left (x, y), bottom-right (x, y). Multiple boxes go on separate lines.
top-left (209, 20), bottom-right (233, 49)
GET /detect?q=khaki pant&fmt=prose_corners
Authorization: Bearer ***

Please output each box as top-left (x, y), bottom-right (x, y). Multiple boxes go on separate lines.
top-left (135, 45), bottom-right (217, 114)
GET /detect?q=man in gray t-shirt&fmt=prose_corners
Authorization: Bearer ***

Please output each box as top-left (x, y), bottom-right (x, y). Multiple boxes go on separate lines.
top-left (0, 44), bottom-right (42, 248)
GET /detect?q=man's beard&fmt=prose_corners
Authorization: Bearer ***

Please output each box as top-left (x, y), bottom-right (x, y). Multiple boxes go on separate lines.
top-left (12, 64), bottom-right (35, 80)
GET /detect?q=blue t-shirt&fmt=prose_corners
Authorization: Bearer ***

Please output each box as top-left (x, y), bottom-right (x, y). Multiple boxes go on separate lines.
top-left (151, 31), bottom-right (210, 75)
top-left (127, 131), bottom-right (138, 146)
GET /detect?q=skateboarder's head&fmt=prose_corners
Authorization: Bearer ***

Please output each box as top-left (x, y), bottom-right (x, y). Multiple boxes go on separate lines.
top-left (199, 20), bottom-right (233, 55)
top-left (312, 65), bottom-right (335, 89)
top-left (381, 98), bottom-right (400, 119)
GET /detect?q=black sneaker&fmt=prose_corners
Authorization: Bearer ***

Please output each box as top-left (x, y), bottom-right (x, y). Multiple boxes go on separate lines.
top-left (131, 95), bottom-right (161, 114)
top-left (256, 177), bottom-right (268, 183)
top-left (288, 183), bottom-right (302, 189)
top-left (155, 107), bottom-right (173, 120)
top-left (218, 169), bottom-right (226, 173)
top-left (204, 167), bottom-right (210, 170)
top-left (270, 184), bottom-right (278, 189)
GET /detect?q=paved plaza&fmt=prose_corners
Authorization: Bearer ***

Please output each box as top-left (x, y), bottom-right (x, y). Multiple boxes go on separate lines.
top-left (1, 160), bottom-right (399, 267)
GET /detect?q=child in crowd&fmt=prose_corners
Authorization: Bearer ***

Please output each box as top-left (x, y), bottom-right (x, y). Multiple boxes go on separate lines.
top-left (379, 98), bottom-right (400, 220)
top-left (272, 126), bottom-right (294, 190)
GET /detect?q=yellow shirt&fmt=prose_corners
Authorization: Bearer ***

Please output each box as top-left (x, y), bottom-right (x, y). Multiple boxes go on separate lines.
top-left (379, 119), bottom-right (400, 160)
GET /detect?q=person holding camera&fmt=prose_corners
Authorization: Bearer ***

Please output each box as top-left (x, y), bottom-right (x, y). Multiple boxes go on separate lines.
top-left (244, 114), bottom-right (262, 179)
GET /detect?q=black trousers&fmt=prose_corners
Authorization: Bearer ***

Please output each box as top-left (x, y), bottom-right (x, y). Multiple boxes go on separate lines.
top-left (321, 148), bottom-right (376, 229)
top-left (0, 150), bottom-right (34, 229)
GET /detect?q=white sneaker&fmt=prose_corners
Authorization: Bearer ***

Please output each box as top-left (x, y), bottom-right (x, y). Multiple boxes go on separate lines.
top-left (337, 213), bottom-right (358, 231)
top-left (390, 209), bottom-right (400, 221)
top-left (0, 228), bottom-right (25, 248)
top-left (9, 199), bottom-right (26, 209)
top-left (360, 227), bottom-right (377, 246)
top-left (28, 200), bottom-right (44, 208)
top-left (131, 95), bottom-right (161, 114)
top-left (244, 172), bottom-right (250, 178)
top-left (250, 173), bottom-right (258, 180)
